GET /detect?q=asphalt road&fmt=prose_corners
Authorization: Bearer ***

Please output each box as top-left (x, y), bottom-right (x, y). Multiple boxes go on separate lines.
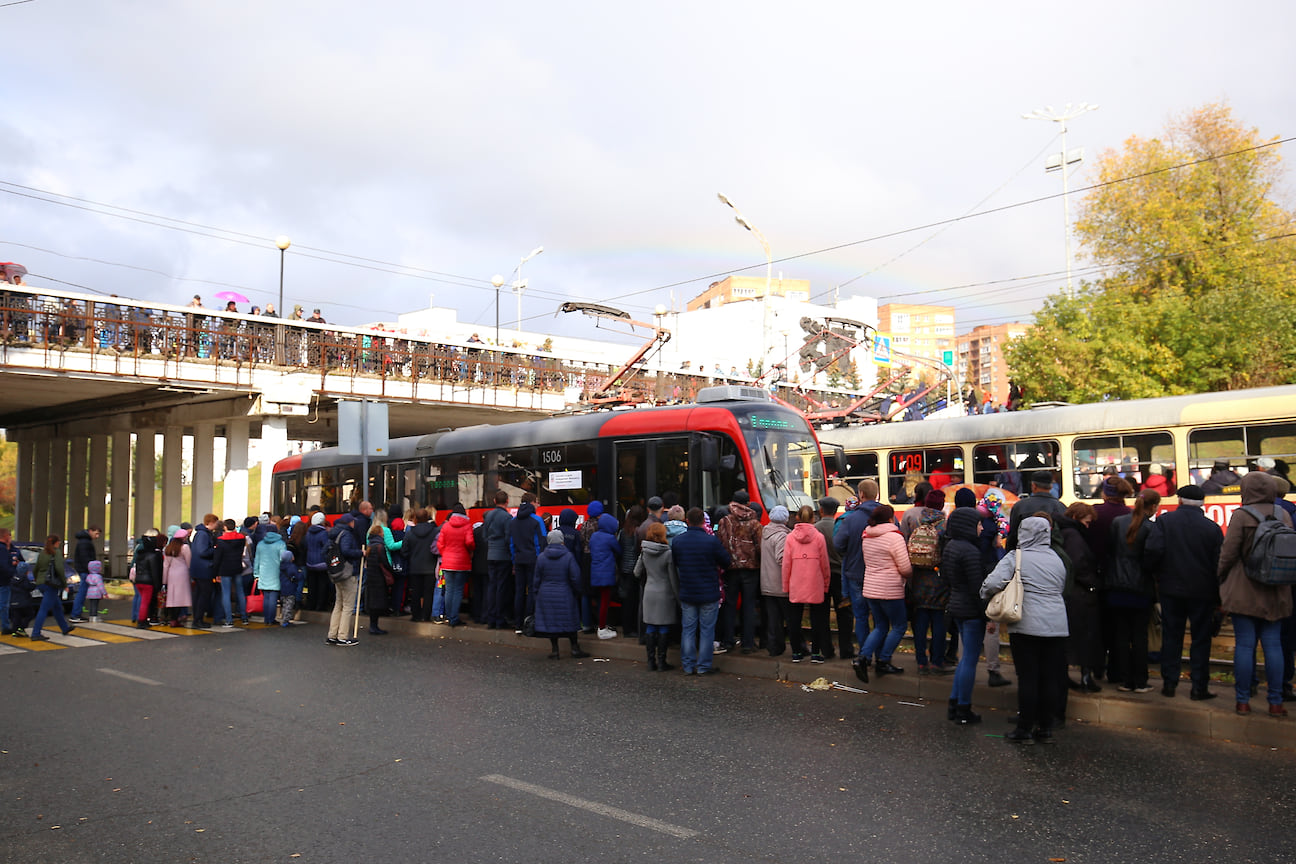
top-left (4, 624), bottom-right (1295, 864)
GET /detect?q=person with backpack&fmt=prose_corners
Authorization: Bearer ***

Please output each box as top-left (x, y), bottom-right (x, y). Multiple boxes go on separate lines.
top-left (30, 535), bottom-right (75, 641)
top-left (717, 490), bottom-right (763, 654)
top-left (902, 489), bottom-right (951, 675)
top-left (326, 513), bottom-right (364, 645)
top-left (402, 508), bottom-right (440, 622)
top-left (1218, 471), bottom-right (1293, 717)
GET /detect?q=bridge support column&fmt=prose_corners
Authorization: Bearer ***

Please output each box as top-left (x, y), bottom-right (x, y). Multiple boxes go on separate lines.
top-left (259, 416), bottom-right (288, 515)
top-left (110, 429), bottom-right (131, 578)
top-left (88, 435), bottom-right (108, 539)
top-left (191, 422), bottom-right (215, 526)
top-left (32, 437), bottom-right (50, 541)
top-left (15, 438), bottom-right (34, 541)
top-left (223, 419), bottom-right (250, 520)
top-left (69, 436), bottom-right (88, 539)
top-left (161, 425), bottom-right (183, 527)
top-left (133, 430), bottom-right (155, 536)
top-left (49, 437), bottom-right (68, 546)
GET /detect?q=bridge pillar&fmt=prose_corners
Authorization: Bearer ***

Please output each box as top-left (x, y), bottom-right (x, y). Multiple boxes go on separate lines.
top-left (69, 436), bottom-right (88, 541)
top-left (32, 437), bottom-right (50, 541)
top-left (223, 419), bottom-right (250, 520)
top-left (110, 429), bottom-right (131, 577)
top-left (88, 434), bottom-right (108, 540)
top-left (49, 437), bottom-right (68, 546)
top-left (260, 416), bottom-right (288, 515)
top-left (161, 425), bottom-right (183, 527)
top-left (191, 422), bottom-right (215, 526)
top-left (133, 430), bottom-right (155, 536)
top-left (15, 438), bottom-right (33, 541)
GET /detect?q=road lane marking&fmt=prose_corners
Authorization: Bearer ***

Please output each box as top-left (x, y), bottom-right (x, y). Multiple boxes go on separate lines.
top-left (98, 668), bottom-right (162, 686)
top-left (95, 621), bottom-right (182, 640)
top-left (481, 774), bottom-right (699, 839)
top-left (0, 643), bottom-right (27, 655)
top-left (0, 633), bottom-right (64, 651)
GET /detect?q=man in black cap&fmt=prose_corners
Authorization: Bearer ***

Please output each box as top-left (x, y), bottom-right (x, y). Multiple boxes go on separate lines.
top-left (1145, 485), bottom-right (1223, 699)
top-left (1005, 470), bottom-right (1067, 551)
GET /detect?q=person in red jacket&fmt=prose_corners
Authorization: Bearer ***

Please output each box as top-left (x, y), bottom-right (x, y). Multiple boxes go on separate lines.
top-left (437, 504), bottom-right (476, 627)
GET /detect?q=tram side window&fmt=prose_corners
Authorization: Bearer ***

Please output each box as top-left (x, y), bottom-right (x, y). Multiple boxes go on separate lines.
top-left (539, 442), bottom-right (598, 508)
top-left (972, 441), bottom-right (1060, 495)
top-left (654, 437), bottom-right (690, 511)
top-left (485, 449), bottom-right (536, 508)
top-left (301, 469), bottom-right (337, 514)
top-left (275, 475), bottom-right (298, 515)
top-left (837, 452), bottom-right (879, 493)
top-left (1188, 422), bottom-right (1296, 489)
top-left (698, 434), bottom-right (742, 515)
top-left (380, 462), bottom-right (420, 517)
top-left (1073, 432), bottom-right (1174, 499)
top-left (887, 447), bottom-right (963, 505)
top-left (338, 466), bottom-right (363, 511)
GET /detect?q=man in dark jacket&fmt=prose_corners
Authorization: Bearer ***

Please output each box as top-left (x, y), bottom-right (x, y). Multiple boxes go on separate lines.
top-left (834, 479), bottom-right (879, 660)
top-left (212, 519), bottom-right (250, 626)
top-left (67, 526), bottom-right (101, 622)
top-left (814, 497), bottom-right (853, 660)
top-left (717, 490), bottom-right (762, 653)
top-left (943, 506), bottom-right (988, 722)
top-left (401, 509), bottom-right (440, 622)
top-left (671, 507), bottom-right (731, 675)
top-left (1200, 460), bottom-right (1241, 496)
top-left (509, 494), bottom-right (546, 633)
top-left (482, 490), bottom-right (514, 629)
top-left (188, 515), bottom-right (218, 627)
top-left (1007, 471), bottom-right (1068, 551)
top-left (304, 512), bottom-right (333, 611)
top-left (1145, 484), bottom-right (1224, 700)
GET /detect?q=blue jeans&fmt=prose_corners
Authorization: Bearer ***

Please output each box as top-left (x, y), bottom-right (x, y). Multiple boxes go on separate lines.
top-left (913, 607), bottom-right (946, 668)
top-left (444, 570), bottom-right (468, 624)
top-left (951, 617), bottom-right (983, 705)
top-left (1233, 613), bottom-right (1284, 705)
top-left (31, 583), bottom-right (70, 637)
top-left (221, 575), bottom-right (246, 624)
top-left (432, 580), bottom-right (446, 618)
top-left (844, 575), bottom-right (871, 654)
top-left (681, 600), bottom-right (719, 673)
top-left (70, 576), bottom-right (89, 618)
top-left (861, 598), bottom-right (907, 663)
top-left (261, 589), bottom-right (280, 624)
top-left (0, 583), bottom-right (10, 630)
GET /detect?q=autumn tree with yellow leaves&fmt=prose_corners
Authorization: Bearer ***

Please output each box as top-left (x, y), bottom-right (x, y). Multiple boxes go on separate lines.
top-left (1006, 103), bottom-right (1296, 402)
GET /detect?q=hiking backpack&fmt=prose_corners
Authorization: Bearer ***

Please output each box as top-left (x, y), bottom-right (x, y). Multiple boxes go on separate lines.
top-left (325, 537), bottom-right (348, 583)
top-left (1239, 505), bottom-right (1296, 586)
top-left (907, 517), bottom-right (942, 568)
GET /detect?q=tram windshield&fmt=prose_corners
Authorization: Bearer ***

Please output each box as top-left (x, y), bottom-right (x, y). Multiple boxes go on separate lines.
top-left (743, 427), bottom-right (825, 512)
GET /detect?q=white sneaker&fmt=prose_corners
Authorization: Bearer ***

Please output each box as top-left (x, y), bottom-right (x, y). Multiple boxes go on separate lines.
top-left (597, 627), bottom-right (617, 640)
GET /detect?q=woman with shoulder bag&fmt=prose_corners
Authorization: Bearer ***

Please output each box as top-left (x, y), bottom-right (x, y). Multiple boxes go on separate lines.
top-left (30, 535), bottom-right (75, 641)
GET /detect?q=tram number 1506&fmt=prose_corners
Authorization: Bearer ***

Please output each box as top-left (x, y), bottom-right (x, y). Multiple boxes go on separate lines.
top-left (541, 449), bottom-right (563, 465)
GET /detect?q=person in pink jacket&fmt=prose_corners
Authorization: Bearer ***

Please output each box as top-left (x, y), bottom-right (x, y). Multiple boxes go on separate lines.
top-left (858, 505), bottom-right (912, 676)
top-left (782, 505), bottom-right (832, 663)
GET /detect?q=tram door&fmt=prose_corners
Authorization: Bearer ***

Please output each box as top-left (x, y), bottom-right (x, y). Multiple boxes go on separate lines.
top-left (613, 437), bottom-right (690, 519)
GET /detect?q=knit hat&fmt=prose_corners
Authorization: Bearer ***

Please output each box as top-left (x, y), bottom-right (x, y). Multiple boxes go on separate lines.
top-left (953, 487), bottom-right (977, 509)
top-left (1101, 477), bottom-right (1124, 498)
top-left (311, 511), bottom-right (326, 526)
top-left (1176, 484), bottom-right (1205, 504)
top-left (289, 515), bottom-right (301, 528)
top-left (1257, 456), bottom-right (1277, 471)
top-left (1149, 463), bottom-right (1164, 476)
top-left (173, 528), bottom-right (189, 540)
top-left (259, 512), bottom-right (271, 524)
top-left (844, 497), bottom-right (860, 512)
top-left (547, 529), bottom-right (565, 546)
top-left (768, 505), bottom-right (789, 524)
top-left (923, 489), bottom-right (947, 510)
top-left (166, 524), bottom-right (180, 539)
top-left (390, 517), bottom-right (405, 531)
top-left (587, 500), bottom-right (605, 518)
top-left (1031, 470), bottom-right (1054, 487)
top-left (336, 513), bottom-right (354, 525)
top-left (647, 496), bottom-right (663, 510)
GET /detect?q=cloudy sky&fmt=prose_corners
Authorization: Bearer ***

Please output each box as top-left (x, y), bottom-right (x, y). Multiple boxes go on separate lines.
top-left (2, 0), bottom-right (1292, 346)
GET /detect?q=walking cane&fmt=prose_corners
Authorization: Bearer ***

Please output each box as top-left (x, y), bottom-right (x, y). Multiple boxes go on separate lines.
top-left (352, 546), bottom-right (366, 640)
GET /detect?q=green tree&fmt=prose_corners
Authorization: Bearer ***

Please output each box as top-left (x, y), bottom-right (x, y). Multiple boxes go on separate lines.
top-left (1007, 103), bottom-right (1296, 402)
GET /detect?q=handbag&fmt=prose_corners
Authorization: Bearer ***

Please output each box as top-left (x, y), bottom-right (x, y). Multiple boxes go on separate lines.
top-left (985, 549), bottom-right (1023, 624)
top-left (245, 578), bottom-right (264, 615)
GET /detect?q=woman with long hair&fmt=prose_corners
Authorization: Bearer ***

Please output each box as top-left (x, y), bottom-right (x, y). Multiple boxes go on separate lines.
top-left (30, 535), bottom-right (74, 641)
top-left (162, 529), bottom-right (193, 627)
top-left (1107, 489), bottom-right (1161, 693)
top-left (1057, 502), bottom-right (1102, 692)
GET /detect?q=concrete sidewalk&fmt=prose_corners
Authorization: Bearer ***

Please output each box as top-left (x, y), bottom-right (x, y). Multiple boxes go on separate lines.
top-left (297, 611), bottom-right (1295, 749)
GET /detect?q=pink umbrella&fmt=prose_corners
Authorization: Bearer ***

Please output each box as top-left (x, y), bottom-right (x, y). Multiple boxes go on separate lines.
top-left (214, 290), bottom-right (250, 304)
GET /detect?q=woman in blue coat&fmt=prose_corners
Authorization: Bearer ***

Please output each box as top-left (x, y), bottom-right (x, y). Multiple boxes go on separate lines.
top-left (588, 512), bottom-right (621, 639)
top-left (532, 530), bottom-right (590, 659)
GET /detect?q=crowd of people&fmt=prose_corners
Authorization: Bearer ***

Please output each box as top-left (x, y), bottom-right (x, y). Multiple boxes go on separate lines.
top-left (6, 463), bottom-right (1291, 743)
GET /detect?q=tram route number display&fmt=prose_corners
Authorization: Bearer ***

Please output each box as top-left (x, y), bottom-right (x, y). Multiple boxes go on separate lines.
top-left (890, 452), bottom-right (924, 475)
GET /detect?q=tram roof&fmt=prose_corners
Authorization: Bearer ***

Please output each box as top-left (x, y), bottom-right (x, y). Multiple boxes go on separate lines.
top-left (820, 384), bottom-right (1296, 449)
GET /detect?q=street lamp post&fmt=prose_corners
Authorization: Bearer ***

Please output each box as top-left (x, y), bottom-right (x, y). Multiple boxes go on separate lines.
top-left (716, 193), bottom-right (773, 375)
top-left (1022, 103), bottom-right (1098, 296)
top-left (275, 235), bottom-right (291, 314)
top-left (513, 246), bottom-right (544, 337)
top-left (491, 274), bottom-right (505, 345)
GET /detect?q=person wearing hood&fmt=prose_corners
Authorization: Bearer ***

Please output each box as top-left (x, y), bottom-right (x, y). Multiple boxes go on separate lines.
top-left (532, 529), bottom-right (589, 659)
top-left (906, 489), bottom-right (952, 675)
top-left (783, 506), bottom-right (831, 663)
top-left (588, 511), bottom-right (621, 639)
top-left (437, 504), bottom-right (475, 627)
top-left (211, 519), bottom-right (249, 627)
top-left (326, 513), bottom-right (363, 646)
top-left (1218, 471), bottom-right (1293, 717)
top-left (509, 492), bottom-right (547, 634)
top-left (1107, 489), bottom-right (1161, 694)
top-left (717, 489), bottom-right (763, 654)
top-left (252, 526), bottom-right (285, 625)
top-left (401, 508), bottom-right (440, 622)
top-left (578, 500), bottom-right (606, 632)
top-left (162, 529), bottom-right (194, 627)
top-left (942, 504), bottom-right (987, 724)
top-left (759, 505), bottom-right (792, 657)
top-left (981, 515), bottom-right (1069, 744)
top-left (363, 523), bottom-right (395, 635)
top-left (814, 496), bottom-right (852, 661)
top-left (67, 525), bottom-right (100, 623)
top-left (129, 530), bottom-right (163, 630)
top-left (859, 505), bottom-right (911, 676)
top-left (304, 511), bottom-right (334, 613)
top-left (635, 522), bottom-right (679, 670)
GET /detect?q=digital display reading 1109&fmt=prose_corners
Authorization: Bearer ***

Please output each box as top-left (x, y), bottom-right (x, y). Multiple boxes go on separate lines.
top-left (750, 414), bottom-right (795, 430)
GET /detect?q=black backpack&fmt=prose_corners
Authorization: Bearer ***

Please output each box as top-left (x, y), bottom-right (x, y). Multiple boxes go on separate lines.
top-left (325, 536), bottom-right (348, 583)
top-left (1240, 506), bottom-right (1296, 585)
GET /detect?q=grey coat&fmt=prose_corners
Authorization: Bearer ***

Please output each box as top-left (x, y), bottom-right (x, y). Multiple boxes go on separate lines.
top-left (635, 540), bottom-right (679, 626)
top-left (981, 516), bottom-right (1068, 638)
